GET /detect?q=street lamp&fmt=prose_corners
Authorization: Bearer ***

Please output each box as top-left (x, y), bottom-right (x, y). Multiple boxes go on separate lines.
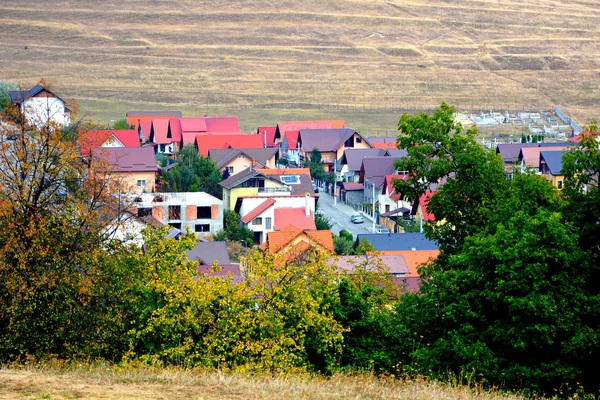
top-left (364, 178), bottom-right (376, 233)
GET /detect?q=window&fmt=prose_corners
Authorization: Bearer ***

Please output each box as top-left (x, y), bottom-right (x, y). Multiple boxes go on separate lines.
top-left (168, 205), bottom-right (181, 220)
top-left (252, 217), bottom-right (263, 225)
top-left (226, 166), bottom-right (233, 174)
top-left (169, 222), bottom-right (181, 230)
top-left (160, 144), bottom-right (166, 152)
top-left (197, 206), bottom-right (211, 219)
top-left (557, 180), bottom-right (563, 189)
top-left (136, 179), bottom-right (146, 187)
top-left (356, 136), bottom-right (362, 143)
top-left (137, 207), bottom-right (152, 217)
top-left (265, 217), bottom-right (272, 230)
top-left (195, 224), bottom-right (210, 232)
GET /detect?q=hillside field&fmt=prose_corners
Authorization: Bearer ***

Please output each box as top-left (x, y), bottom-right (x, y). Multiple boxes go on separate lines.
top-left (0, 0), bottom-right (599, 132)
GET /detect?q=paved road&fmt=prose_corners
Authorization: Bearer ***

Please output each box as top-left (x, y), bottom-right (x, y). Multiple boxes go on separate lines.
top-left (317, 190), bottom-right (373, 237)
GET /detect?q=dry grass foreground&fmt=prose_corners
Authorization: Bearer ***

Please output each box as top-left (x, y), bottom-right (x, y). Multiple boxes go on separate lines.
top-left (0, 365), bottom-right (533, 400)
top-left (1, 0), bottom-right (599, 131)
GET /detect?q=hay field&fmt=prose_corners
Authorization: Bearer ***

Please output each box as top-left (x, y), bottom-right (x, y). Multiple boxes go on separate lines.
top-left (0, 0), bottom-right (598, 132)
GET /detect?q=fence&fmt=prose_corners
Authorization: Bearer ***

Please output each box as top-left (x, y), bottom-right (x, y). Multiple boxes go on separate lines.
top-left (554, 107), bottom-right (582, 136)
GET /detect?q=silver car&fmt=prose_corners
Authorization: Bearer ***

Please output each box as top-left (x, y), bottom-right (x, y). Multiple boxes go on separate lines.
top-left (350, 213), bottom-right (364, 224)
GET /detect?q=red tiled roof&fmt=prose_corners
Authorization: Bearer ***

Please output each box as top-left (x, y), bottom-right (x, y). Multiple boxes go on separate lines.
top-left (196, 134), bottom-right (263, 157)
top-left (569, 131), bottom-right (599, 143)
top-left (139, 122), bottom-right (152, 142)
top-left (260, 224), bottom-right (334, 253)
top-left (373, 142), bottom-right (398, 148)
top-left (240, 198), bottom-right (276, 224)
top-left (257, 126), bottom-right (277, 147)
top-left (125, 112), bottom-right (182, 130)
top-left (284, 130), bottom-right (300, 149)
top-left (419, 192), bottom-right (435, 221)
top-left (206, 117), bottom-right (240, 133)
top-left (80, 129), bottom-right (140, 157)
top-left (274, 208), bottom-right (316, 231)
top-left (150, 119), bottom-right (171, 144)
top-left (342, 182), bottom-right (363, 191)
top-left (255, 167), bottom-right (311, 176)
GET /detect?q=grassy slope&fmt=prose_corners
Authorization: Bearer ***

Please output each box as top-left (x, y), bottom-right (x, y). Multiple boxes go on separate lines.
top-left (0, 0), bottom-right (598, 131)
top-left (0, 366), bottom-right (532, 400)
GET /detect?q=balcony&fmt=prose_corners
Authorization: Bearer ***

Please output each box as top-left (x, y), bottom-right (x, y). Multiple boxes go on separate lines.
top-left (258, 187), bottom-right (290, 193)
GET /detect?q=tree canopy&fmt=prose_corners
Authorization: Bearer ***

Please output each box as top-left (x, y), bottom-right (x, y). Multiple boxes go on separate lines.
top-left (160, 145), bottom-right (222, 198)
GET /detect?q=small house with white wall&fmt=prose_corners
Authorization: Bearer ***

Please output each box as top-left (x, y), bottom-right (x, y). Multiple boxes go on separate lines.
top-left (9, 84), bottom-right (70, 127)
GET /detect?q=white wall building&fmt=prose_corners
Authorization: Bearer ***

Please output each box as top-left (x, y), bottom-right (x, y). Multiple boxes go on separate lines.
top-left (10, 85), bottom-right (70, 127)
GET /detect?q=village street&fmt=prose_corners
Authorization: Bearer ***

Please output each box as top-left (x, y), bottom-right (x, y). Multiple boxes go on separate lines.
top-left (316, 189), bottom-right (373, 237)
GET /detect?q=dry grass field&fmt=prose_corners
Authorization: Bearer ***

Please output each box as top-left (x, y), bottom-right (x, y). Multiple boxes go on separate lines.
top-left (0, 0), bottom-right (599, 132)
top-left (0, 365), bottom-right (535, 400)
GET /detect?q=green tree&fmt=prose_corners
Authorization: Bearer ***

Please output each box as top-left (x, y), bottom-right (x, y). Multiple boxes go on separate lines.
top-left (213, 209), bottom-right (254, 245)
top-left (315, 212), bottom-right (332, 230)
top-left (0, 81), bottom-right (17, 111)
top-left (392, 103), bottom-right (600, 394)
top-left (112, 117), bottom-right (131, 130)
top-left (305, 147), bottom-right (327, 181)
top-left (333, 235), bottom-right (353, 255)
top-left (339, 229), bottom-right (353, 242)
top-left (161, 145), bottom-right (222, 198)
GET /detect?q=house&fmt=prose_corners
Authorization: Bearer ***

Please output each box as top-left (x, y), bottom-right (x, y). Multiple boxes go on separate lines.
top-left (518, 145), bottom-right (569, 171)
top-left (340, 182), bottom-right (364, 206)
top-left (148, 119), bottom-right (175, 155)
top-left (259, 224), bottom-right (334, 261)
top-left (359, 156), bottom-right (405, 220)
top-left (235, 193), bottom-right (316, 244)
top-left (187, 241), bottom-right (230, 265)
top-left (274, 120), bottom-right (345, 147)
top-left (126, 111), bottom-right (182, 131)
top-left (377, 249), bottom-right (440, 292)
top-left (539, 150), bottom-right (567, 189)
top-left (138, 121), bottom-right (153, 142)
top-left (256, 126), bottom-right (277, 147)
top-left (9, 84), bottom-right (70, 127)
top-left (496, 143), bottom-right (538, 172)
top-left (130, 191), bottom-right (223, 237)
top-left (339, 148), bottom-right (388, 182)
top-left (220, 167), bottom-right (314, 210)
top-left (91, 146), bottom-right (158, 194)
top-left (176, 117), bottom-right (242, 148)
top-left (367, 137), bottom-right (398, 148)
top-left (280, 130), bottom-right (301, 165)
top-left (355, 232), bottom-right (438, 251)
top-left (80, 129), bottom-right (140, 158)
top-left (196, 134), bottom-right (263, 157)
top-left (298, 128), bottom-right (373, 173)
top-left (209, 147), bottom-right (278, 176)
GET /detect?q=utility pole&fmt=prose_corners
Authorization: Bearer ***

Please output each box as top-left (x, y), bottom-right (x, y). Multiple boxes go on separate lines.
top-left (333, 159), bottom-right (337, 206)
top-left (372, 180), bottom-right (376, 233)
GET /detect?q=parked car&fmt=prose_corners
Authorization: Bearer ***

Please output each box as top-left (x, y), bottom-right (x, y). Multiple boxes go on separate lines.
top-left (312, 184), bottom-right (319, 193)
top-left (375, 227), bottom-right (390, 234)
top-left (350, 213), bottom-right (364, 224)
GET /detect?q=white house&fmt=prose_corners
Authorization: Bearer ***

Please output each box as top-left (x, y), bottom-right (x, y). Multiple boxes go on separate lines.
top-left (236, 193), bottom-right (316, 244)
top-left (9, 84), bottom-right (70, 127)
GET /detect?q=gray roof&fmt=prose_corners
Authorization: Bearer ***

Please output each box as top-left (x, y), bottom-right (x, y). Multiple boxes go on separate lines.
top-left (187, 241), bottom-right (231, 265)
top-left (219, 167), bottom-right (313, 195)
top-left (209, 147), bottom-right (278, 169)
top-left (366, 137), bottom-right (397, 144)
top-left (360, 156), bottom-right (400, 188)
top-left (299, 128), bottom-right (368, 152)
top-left (496, 143), bottom-right (537, 162)
top-left (342, 148), bottom-right (387, 171)
top-left (92, 147), bottom-right (158, 172)
top-left (540, 150), bottom-right (566, 176)
top-left (384, 148), bottom-right (407, 158)
top-left (219, 167), bottom-right (259, 189)
top-left (126, 111), bottom-right (182, 117)
top-left (9, 84), bottom-right (66, 104)
top-left (355, 233), bottom-right (438, 251)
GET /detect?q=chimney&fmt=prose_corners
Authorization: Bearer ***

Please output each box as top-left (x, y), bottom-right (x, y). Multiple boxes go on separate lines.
top-left (305, 193), bottom-right (311, 217)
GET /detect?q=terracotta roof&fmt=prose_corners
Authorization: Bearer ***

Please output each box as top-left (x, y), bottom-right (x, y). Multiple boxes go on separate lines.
top-left (261, 224), bottom-right (334, 253)
top-left (519, 146), bottom-right (569, 168)
top-left (80, 129), bottom-right (140, 157)
top-left (257, 126), bottom-right (277, 147)
top-left (255, 167), bottom-right (310, 176)
top-left (380, 250), bottom-right (439, 275)
top-left (419, 192), bottom-right (435, 221)
top-left (274, 208), bottom-right (316, 231)
top-left (276, 120), bottom-right (345, 141)
top-left (187, 241), bottom-right (231, 265)
top-left (240, 198), bottom-right (276, 224)
top-left (342, 182), bottom-right (363, 191)
top-left (568, 131), bottom-right (599, 143)
top-left (125, 112), bottom-right (182, 130)
top-left (209, 147), bottom-right (278, 169)
top-left (196, 134), bottom-right (263, 157)
top-left (196, 264), bottom-right (244, 284)
top-left (91, 146), bottom-right (158, 172)
top-left (149, 119), bottom-right (171, 144)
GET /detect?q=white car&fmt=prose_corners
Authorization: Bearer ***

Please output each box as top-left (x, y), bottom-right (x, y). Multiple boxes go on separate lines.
top-left (350, 213), bottom-right (364, 224)
top-left (376, 227), bottom-right (390, 234)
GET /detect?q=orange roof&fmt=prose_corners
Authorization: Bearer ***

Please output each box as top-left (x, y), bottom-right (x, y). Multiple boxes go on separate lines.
top-left (373, 143), bottom-right (398, 148)
top-left (378, 250), bottom-right (439, 277)
top-left (80, 129), bottom-right (140, 157)
top-left (255, 168), bottom-right (312, 177)
top-left (260, 225), bottom-right (333, 254)
top-left (196, 134), bottom-right (263, 157)
top-left (274, 208), bottom-right (316, 231)
top-left (240, 199), bottom-right (276, 224)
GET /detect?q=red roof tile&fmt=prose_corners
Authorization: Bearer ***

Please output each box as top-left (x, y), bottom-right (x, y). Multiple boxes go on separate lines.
top-left (206, 117), bottom-right (240, 133)
top-left (240, 198), bottom-right (276, 224)
top-left (125, 112), bottom-right (182, 130)
top-left (150, 119), bottom-right (171, 144)
top-left (419, 192), bottom-right (435, 221)
top-left (274, 208), bottom-right (316, 231)
top-left (284, 130), bottom-right (300, 149)
top-left (196, 134), bottom-right (263, 157)
top-left (80, 129), bottom-right (140, 157)
top-left (260, 225), bottom-right (334, 253)
top-left (139, 122), bottom-right (152, 141)
top-left (257, 126), bottom-right (277, 147)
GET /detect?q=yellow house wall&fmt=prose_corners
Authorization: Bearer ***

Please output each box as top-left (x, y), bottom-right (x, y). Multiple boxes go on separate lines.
top-left (551, 174), bottom-right (564, 189)
top-left (112, 171), bottom-right (156, 194)
top-left (229, 187), bottom-right (258, 209)
top-left (264, 179), bottom-right (285, 188)
top-left (279, 234), bottom-right (331, 255)
top-left (222, 156), bottom-right (253, 175)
